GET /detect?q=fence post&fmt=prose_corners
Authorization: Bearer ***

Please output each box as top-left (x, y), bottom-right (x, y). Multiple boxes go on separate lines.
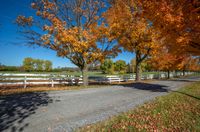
top-left (24, 76), bottom-right (27, 88)
top-left (51, 78), bottom-right (54, 87)
top-left (70, 76), bottom-right (74, 85)
top-left (51, 75), bottom-right (54, 87)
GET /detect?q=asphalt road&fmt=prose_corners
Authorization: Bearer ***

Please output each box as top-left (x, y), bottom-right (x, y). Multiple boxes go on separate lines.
top-left (0, 76), bottom-right (200, 132)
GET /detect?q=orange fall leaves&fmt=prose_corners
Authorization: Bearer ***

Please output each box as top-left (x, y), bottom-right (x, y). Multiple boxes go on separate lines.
top-left (16, 0), bottom-right (200, 70)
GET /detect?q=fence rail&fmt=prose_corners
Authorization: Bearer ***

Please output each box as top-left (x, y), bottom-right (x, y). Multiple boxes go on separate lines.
top-left (0, 73), bottom-right (83, 88)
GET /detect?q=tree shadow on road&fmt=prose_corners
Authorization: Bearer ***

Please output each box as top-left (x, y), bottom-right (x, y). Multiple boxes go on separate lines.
top-left (0, 92), bottom-right (53, 132)
top-left (164, 79), bottom-right (197, 82)
top-left (120, 82), bottom-right (169, 92)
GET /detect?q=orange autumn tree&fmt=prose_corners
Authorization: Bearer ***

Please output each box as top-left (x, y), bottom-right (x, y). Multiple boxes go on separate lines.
top-left (16, 0), bottom-right (119, 86)
top-left (105, 0), bottom-right (159, 81)
top-left (141, 0), bottom-right (200, 55)
top-left (177, 55), bottom-right (200, 75)
top-left (189, 57), bottom-right (200, 71)
top-left (148, 45), bottom-right (199, 78)
top-left (148, 51), bottom-right (178, 79)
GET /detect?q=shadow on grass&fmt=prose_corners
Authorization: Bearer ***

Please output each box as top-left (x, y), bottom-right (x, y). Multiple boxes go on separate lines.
top-left (120, 82), bottom-right (200, 100)
top-left (165, 79), bottom-right (197, 82)
top-left (0, 92), bottom-right (53, 132)
top-left (166, 76), bottom-right (200, 82)
top-left (171, 90), bottom-right (200, 100)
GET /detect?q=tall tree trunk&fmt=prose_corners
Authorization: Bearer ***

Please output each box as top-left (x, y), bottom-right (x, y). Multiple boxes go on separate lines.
top-left (134, 48), bottom-right (150, 81)
top-left (81, 64), bottom-right (88, 86)
top-left (175, 70), bottom-right (178, 77)
top-left (135, 62), bottom-right (141, 81)
top-left (183, 70), bottom-right (185, 76)
top-left (135, 52), bottom-right (141, 81)
top-left (167, 70), bottom-right (170, 79)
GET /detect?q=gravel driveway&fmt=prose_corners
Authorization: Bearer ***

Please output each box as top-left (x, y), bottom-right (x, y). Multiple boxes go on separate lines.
top-left (0, 76), bottom-right (200, 132)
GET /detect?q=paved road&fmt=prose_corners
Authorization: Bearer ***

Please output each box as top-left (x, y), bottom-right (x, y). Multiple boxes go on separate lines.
top-left (0, 76), bottom-right (200, 132)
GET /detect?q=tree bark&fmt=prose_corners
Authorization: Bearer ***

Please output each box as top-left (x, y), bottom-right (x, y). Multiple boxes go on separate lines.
top-left (175, 70), bottom-right (178, 77)
top-left (135, 62), bottom-right (141, 81)
top-left (81, 64), bottom-right (88, 86)
top-left (183, 70), bottom-right (185, 76)
top-left (134, 48), bottom-right (150, 81)
top-left (167, 70), bottom-right (170, 79)
top-left (135, 51), bottom-right (141, 81)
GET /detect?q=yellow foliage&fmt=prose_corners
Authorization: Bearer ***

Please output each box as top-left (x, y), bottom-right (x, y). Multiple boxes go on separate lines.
top-left (22, 0), bottom-right (119, 68)
top-left (105, 0), bottom-right (159, 56)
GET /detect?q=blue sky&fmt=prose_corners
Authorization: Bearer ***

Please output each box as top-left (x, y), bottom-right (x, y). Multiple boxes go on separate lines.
top-left (0, 0), bottom-right (135, 68)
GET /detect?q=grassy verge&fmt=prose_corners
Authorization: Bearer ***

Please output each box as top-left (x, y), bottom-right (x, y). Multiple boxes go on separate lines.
top-left (0, 81), bottom-right (138, 96)
top-left (78, 82), bottom-right (200, 131)
top-left (1, 78), bottom-right (158, 96)
top-left (0, 85), bottom-right (109, 96)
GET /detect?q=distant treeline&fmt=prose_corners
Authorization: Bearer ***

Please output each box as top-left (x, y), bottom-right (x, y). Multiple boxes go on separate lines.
top-left (1, 57), bottom-right (165, 73)
top-left (0, 57), bottom-right (53, 72)
top-left (0, 58), bottom-right (149, 73)
top-left (0, 64), bottom-right (81, 73)
top-left (0, 57), bottom-right (81, 72)
top-left (100, 59), bottom-right (151, 74)
top-left (0, 65), bottom-right (21, 71)
top-left (23, 57), bottom-right (52, 72)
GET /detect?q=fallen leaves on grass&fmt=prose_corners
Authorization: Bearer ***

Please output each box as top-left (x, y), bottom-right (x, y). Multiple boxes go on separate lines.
top-left (0, 85), bottom-right (107, 96)
top-left (78, 82), bottom-right (200, 132)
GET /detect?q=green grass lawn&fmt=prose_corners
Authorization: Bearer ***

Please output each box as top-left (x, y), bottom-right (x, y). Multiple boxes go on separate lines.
top-left (0, 71), bottom-right (103, 76)
top-left (0, 71), bottom-right (162, 76)
top-left (77, 82), bottom-right (200, 131)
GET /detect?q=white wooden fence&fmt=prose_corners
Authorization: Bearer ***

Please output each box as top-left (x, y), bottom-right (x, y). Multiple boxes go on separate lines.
top-left (0, 73), bottom-right (83, 88)
top-left (90, 71), bottom-right (195, 84)
top-left (0, 72), bottom-right (196, 87)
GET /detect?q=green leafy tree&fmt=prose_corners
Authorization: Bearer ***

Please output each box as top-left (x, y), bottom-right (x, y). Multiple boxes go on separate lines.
top-left (141, 60), bottom-right (152, 72)
top-left (23, 57), bottom-right (34, 72)
top-left (131, 58), bottom-right (136, 73)
top-left (126, 63), bottom-right (132, 73)
top-left (34, 59), bottom-right (44, 71)
top-left (23, 58), bottom-right (52, 72)
top-left (131, 58), bottom-right (151, 73)
top-left (114, 60), bottom-right (127, 74)
top-left (100, 59), bottom-right (114, 74)
top-left (44, 60), bottom-right (52, 71)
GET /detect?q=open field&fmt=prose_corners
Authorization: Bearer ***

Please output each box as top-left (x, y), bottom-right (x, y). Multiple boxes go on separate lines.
top-left (0, 71), bottom-right (102, 76)
top-left (78, 81), bottom-right (200, 131)
top-left (0, 71), bottom-right (165, 76)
